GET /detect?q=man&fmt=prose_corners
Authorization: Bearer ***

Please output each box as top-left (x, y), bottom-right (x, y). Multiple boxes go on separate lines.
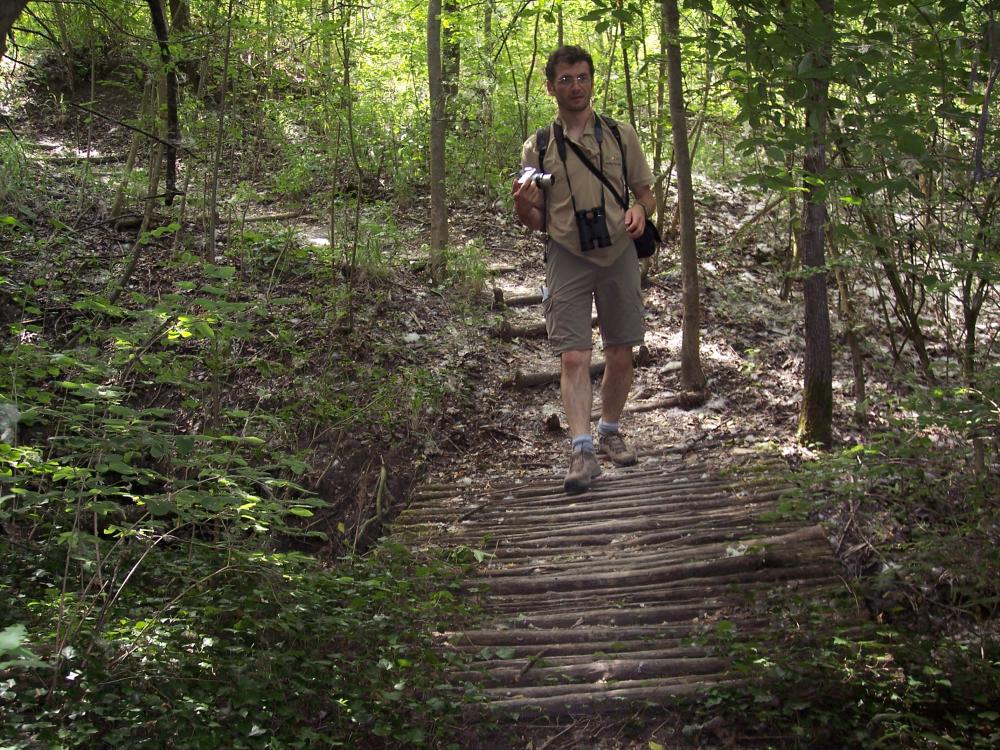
top-left (512, 45), bottom-right (655, 494)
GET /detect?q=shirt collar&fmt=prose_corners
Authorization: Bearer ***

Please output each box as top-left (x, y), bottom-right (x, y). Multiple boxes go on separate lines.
top-left (555, 111), bottom-right (597, 140)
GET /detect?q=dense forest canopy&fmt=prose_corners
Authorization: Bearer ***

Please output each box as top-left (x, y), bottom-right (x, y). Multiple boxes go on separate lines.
top-left (1, 0), bottom-right (999, 747)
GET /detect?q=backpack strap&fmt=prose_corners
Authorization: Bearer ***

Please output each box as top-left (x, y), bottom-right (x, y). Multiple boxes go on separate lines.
top-left (535, 125), bottom-right (550, 170)
top-left (598, 115), bottom-right (629, 204)
top-left (534, 125), bottom-right (551, 234)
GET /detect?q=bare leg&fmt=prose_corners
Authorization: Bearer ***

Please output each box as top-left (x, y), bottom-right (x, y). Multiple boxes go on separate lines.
top-left (600, 345), bottom-right (634, 422)
top-left (561, 349), bottom-right (593, 438)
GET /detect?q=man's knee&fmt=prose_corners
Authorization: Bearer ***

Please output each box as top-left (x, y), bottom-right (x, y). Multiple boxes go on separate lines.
top-left (604, 345), bottom-right (633, 368)
top-left (561, 349), bottom-right (592, 373)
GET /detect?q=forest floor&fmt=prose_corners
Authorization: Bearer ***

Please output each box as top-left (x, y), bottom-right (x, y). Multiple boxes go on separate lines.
top-left (5, 68), bottom-right (999, 749)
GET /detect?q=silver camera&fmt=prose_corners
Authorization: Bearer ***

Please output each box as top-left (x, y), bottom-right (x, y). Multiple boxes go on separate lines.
top-left (518, 167), bottom-right (555, 190)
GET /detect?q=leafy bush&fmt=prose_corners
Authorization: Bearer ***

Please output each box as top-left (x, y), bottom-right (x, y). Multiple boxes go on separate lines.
top-left (699, 628), bottom-right (1000, 749)
top-left (0, 544), bottom-right (472, 749)
top-left (0, 229), bottom-right (476, 747)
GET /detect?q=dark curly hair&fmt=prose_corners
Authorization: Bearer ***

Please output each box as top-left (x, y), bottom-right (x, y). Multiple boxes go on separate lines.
top-left (545, 45), bottom-right (594, 82)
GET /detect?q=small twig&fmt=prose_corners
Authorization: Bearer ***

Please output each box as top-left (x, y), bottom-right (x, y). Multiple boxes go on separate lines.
top-left (537, 723), bottom-right (576, 750)
top-left (515, 648), bottom-right (549, 683)
top-left (67, 101), bottom-right (189, 157)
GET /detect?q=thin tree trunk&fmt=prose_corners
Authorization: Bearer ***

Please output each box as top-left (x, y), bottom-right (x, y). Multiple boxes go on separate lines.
top-left (962, 188), bottom-right (997, 474)
top-left (109, 141), bottom-right (163, 307)
top-left (652, 3), bottom-right (668, 236)
top-left (663, 0), bottom-right (705, 391)
top-left (146, 0), bottom-right (179, 204)
top-left (797, 0), bottom-right (834, 449)
top-left (519, 10), bottom-right (542, 142)
top-left (0, 0), bottom-right (29, 58)
top-left (427, 0), bottom-right (448, 271)
top-left (828, 234), bottom-right (866, 427)
top-left (112, 78), bottom-right (156, 219)
top-left (206, 0), bottom-right (236, 259)
top-left (443, 0), bottom-right (460, 115)
top-left (618, 8), bottom-right (637, 132)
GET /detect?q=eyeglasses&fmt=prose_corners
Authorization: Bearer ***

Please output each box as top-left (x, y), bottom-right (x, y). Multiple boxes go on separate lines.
top-left (555, 73), bottom-right (592, 87)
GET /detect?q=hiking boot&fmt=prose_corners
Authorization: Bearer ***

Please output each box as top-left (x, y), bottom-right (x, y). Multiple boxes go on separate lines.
top-left (563, 450), bottom-right (602, 494)
top-left (598, 431), bottom-right (637, 467)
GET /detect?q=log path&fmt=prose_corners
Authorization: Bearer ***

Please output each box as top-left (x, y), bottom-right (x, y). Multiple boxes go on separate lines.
top-left (392, 275), bottom-right (859, 724)
top-left (393, 450), bottom-right (852, 719)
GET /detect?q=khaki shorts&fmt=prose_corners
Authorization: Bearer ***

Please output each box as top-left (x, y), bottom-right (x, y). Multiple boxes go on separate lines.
top-left (543, 240), bottom-right (645, 355)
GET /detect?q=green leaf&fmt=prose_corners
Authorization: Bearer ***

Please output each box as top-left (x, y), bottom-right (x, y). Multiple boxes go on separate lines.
top-left (203, 263), bottom-right (236, 280)
top-left (0, 624), bottom-right (27, 656)
top-left (896, 131), bottom-right (925, 156)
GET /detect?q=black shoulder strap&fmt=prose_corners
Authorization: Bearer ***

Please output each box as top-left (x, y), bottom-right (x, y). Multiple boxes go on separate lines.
top-left (552, 116), bottom-right (631, 210)
top-left (535, 126), bottom-right (550, 170)
top-left (598, 115), bottom-right (629, 202)
top-left (552, 122), bottom-right (567, 163)
top-left (534, 125), bottom-right (551, 234)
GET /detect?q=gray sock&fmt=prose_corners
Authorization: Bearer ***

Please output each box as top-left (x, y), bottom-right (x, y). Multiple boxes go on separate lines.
top-left (598, 419), bottom-right (619, 437)
top-left (571, 434), bottom-right (594, 454)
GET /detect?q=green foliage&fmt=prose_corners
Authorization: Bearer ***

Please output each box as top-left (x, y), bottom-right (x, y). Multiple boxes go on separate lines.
top-left (435, 239), bottom-right (491, 301)
top-left (782, 424), bottom-right (999, 623)
top-left (0, 217), bottom-right (475, 746)
top-left (0, 135), bottom-right (29, 213)
top-left (701, 627), bottom-right (1000, 748)
top-left (0, 545), bottom-right (472, 749)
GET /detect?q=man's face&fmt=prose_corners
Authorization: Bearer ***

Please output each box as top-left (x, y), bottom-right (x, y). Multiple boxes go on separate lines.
top-left (547, 60), bottom-right (593, 113)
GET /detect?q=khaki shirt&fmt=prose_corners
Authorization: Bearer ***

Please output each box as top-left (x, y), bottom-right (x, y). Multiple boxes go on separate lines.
top-left (521, 114), bottom-right (653, 267)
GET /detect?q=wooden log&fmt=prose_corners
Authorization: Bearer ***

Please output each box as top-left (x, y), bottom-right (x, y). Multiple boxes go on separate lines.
top-left (453, 655), bottom-right (730, 687)
top-left (616, 390), bottom-right (708, 415)
top-left (485, 574), bottom-right (844, 615)
top-left (471, 551), bottom-right (774, 595)
top-left (478, 676), bottom-right (742, 717)
top-left (462, 645), bottom-right (711, 671)
top-left (497, 601), bottom-right (724, 629)
top-left (491, 288), bottom-right (544, 308)
top-left (482, 672), bottom-right (732, 700)
top-left (440, 501), bottom-right (785, 543)
top-left (479, 539), bottom-right (831, 583)
top-left (509, 350), bottom-right (658, 389)
top-left (496, 319), bottom-right (547, 340)
top-left (447, 620), bottom-right (766, 647)
top-left (496, 315), bottom-right (598, 340)
top-left (445, 636), bottom-right (698, 658)
top-left (510, 360), bottom-right (605, 388)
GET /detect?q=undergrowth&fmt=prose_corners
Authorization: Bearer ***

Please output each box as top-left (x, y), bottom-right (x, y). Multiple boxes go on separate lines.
top-left (698, 406), bottom-right (1000, 748)
top-left (695, 624), bottom-right (1000, 749)
top-left (1, 173), bottom-right (489, 745)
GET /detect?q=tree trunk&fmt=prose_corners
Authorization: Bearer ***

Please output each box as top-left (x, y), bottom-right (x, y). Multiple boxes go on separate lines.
top-left (146, 0), bottom-right (179, 204)
top-left (663, 0), bottom-right (705, 392)
top-left (618, 6), bottom-right (637, 132)
top-left (652, 4), bottom-right (668, 227)
top-left (797, 0), bottom-right (834, 449)
top-left (0, 0), bottom-right (30, 58)
top-left (443, 0), bottom-right (460, 112)
top-left (427, 0), bottom-right (448, 271)
top-left (206, 0), bottom-right (236, 259)
top-left (828, 234), bottom-right (866, 427)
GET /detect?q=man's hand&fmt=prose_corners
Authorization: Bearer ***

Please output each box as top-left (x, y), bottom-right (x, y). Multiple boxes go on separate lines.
top-left (513, 177), bottom-right (544, 231)
top-left (624, 204), bottom-right (646, 239)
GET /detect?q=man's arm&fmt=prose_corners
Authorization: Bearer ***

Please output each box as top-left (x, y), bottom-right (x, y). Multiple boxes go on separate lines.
top-left (512, 178), bottom-right (545, 231)
top-left (624, 184), bottom-right (654, 239)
